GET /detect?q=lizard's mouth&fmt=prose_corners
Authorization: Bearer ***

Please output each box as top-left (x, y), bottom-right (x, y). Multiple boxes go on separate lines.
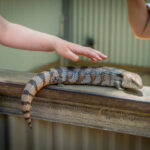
top-left (132, 80), bottom-right (143, 89)
top-left (122, 81), bottom-right (142, 90)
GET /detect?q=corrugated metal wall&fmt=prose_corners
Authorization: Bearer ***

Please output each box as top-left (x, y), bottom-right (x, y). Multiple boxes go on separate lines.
top-left (69, 0), bottom-right (150, 67)
top-left (1, 114), bottom-right (150, 150)
top-left (1, 1), bottom-right (150, 150)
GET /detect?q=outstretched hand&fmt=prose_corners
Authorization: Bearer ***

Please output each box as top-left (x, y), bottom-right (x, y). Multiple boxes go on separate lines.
top-left (0, 16), bottom-right (108, 61)
top-left (54, 39), bottom-right (107, 62)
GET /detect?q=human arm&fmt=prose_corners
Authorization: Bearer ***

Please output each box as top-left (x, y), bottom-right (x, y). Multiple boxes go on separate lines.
top-left (126, 0), bottom-right (150, 39)
top-left (0, 16), bottom-right (107, 62)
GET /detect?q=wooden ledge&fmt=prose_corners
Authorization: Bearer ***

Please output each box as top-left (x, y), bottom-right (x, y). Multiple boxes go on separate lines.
top-left (0, 69), bottom-right (150, 137)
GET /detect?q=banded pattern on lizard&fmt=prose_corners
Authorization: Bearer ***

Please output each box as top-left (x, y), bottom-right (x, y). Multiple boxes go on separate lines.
top-left (21, 67), bottom-right (143, 128)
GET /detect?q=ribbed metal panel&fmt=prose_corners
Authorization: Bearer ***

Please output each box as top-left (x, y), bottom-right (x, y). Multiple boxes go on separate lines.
top-left (69, 0), bottom-right (150, 67)
top-left (0, 114), bottom-right (150, 150)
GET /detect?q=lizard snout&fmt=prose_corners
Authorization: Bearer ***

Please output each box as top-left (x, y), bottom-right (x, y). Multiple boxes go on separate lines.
top-left (122, 72), bottom-right (143, 90)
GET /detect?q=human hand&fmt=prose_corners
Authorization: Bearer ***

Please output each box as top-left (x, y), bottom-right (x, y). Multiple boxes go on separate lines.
top-left (54, 38), bottom-right (107, 62)
top-left (0, 16), bottom-right (108, 60)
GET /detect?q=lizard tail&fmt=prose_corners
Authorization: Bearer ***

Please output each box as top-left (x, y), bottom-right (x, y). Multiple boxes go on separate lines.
top-left (21, 69), bottom-right (60, 128)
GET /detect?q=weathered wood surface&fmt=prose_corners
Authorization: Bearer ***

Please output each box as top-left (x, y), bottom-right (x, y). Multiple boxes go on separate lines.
top-left (0, 69), bottom-right (150, 137)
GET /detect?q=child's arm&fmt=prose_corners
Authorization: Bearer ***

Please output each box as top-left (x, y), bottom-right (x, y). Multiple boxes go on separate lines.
top-left (0, 16), bottom-right (107, 62)
top-left (126, 0), bottom-right (150, 39)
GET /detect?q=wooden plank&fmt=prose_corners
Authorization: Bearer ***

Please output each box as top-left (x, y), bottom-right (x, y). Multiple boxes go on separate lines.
top-left (0, 69), bottom-right (150, 137)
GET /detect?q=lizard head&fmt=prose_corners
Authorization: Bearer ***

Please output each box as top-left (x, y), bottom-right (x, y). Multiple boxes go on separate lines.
top-left (122, 72), bottom-right (143, 90)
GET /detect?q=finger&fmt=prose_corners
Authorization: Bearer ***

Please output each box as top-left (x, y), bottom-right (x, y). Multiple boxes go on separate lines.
top-left (86, 51), bottom-right (102, 61)
top-left (83, 48), bottom-right (107, 59)
top-left (90, 57), bottom-right (97, 62)
top-left (88, 52), bottom-right (103, 61)
top-left (75, 45), bottom-right (107, 60)
top-left (94, 50), bottom-right (108, 59)
top-left (85, 55), bottom-right (100, 62)
top-left (70, 46), bottom-right (102, 61)
top-left (62, 49), bottom-right (79, 62)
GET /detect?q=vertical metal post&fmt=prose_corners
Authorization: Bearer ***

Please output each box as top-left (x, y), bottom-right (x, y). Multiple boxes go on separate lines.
top-left (60, 0), bottom-right (71, 66)
top-left (62, 0), bottom-right (70, 41)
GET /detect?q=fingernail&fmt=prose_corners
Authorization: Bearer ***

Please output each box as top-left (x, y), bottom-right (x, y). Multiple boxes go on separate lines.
top-left (93, 58), bottom-right (97, 62)
top-left (96, 56), bottom-right (102, 61)
top-left (98, 57), bottom-right (102, 61)
top-left (73, 56), bottom-right (79, 61)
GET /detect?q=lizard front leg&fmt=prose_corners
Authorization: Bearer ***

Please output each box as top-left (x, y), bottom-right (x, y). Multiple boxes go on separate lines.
top-left (114, 80), bottom-right (123, 90)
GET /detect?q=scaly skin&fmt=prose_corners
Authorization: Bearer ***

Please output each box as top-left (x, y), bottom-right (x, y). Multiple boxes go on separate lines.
top-left (21, 67), bottom-right (143, 128)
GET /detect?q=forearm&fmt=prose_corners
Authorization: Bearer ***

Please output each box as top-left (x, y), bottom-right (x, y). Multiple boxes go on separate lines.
top-left (126, 0), bottom-right (150, 39)
top-left (0, 16), bottom-right (107, 62)
top-left (0, 21), bottom-right (60, 52)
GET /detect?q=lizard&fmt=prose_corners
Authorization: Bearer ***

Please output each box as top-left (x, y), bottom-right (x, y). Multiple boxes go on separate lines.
top-left (21, 66), bottom-right (143, 128)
